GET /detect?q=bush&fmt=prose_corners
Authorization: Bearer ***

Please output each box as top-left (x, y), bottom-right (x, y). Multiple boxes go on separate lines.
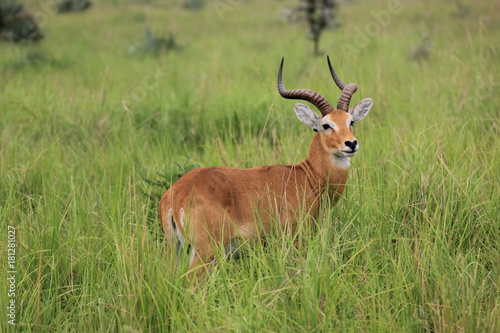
top-left (129, 28), bottom-right (179, 55)
top-left (0, 0), bottom-right (43, 42)
top-left (57, 0), bottom-right (92, 13)
top-left (182, 0), bottom-right (205, 10)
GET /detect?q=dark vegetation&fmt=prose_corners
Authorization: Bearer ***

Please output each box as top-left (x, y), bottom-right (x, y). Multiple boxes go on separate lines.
top-left (0, 0), bottom-right (42, 42)
top-left (292, 0), bottom-right (340, 55)
top-left (57, 0), bottom-right (92, 13)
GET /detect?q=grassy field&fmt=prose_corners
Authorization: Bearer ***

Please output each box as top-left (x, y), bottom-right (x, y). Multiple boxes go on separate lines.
top-left (1, 0), bottom-right (499, 331)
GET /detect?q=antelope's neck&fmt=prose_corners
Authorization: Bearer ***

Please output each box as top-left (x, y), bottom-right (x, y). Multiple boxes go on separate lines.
top-left (299, 135), bottom-right (350, 197)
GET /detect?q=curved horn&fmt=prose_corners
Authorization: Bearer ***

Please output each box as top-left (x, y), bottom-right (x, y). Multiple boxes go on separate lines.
top-left (278, 58), bottom-right (334, 116)
top-left (327, 56), bottom-right (358, 112)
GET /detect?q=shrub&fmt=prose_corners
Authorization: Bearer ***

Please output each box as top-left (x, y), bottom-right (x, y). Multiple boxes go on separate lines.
top-left (57, 0), bottom-right (92, 13)
top-left (0, 0), bottom-right (43, 42)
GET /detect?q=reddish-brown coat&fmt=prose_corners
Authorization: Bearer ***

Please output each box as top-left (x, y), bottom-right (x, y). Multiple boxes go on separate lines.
top-left (160, 119), bottom-right (351, 273)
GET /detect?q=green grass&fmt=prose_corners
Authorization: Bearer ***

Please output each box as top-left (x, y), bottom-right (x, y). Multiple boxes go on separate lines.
top-left (1, 0), bottom-right (499, 331)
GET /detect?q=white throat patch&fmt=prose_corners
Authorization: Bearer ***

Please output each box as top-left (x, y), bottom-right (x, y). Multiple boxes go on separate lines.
top-left (331, 155), bottom-right (351, 169)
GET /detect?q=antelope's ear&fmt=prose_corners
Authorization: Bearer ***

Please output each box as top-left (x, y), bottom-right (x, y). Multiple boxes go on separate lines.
top-left (294, 103), bottom-right (320, 132)
top-left (349, 98), bottom-right (373, 122)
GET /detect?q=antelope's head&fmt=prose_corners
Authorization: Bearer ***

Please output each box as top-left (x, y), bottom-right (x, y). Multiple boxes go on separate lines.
top-left (278, 57), bottom-right (373, 160)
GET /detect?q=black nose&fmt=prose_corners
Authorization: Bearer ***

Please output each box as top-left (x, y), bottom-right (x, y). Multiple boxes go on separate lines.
top-left (344, 140), bottom-right (358, 149)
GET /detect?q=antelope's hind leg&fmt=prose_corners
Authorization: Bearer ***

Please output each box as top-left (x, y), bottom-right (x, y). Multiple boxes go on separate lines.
top-left (167, 208), bottom-right (214, 277)
top-left (163, 205), bottom-right (230, 278)
top-left (186, 228), bottom-right (219, 277)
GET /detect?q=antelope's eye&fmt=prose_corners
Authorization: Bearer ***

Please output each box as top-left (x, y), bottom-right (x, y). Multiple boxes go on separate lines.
top-left (322, 124), bottom-right (331, 130)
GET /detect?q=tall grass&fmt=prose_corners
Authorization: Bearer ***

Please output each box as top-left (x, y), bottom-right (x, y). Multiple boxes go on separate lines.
top-left (1, 0), bottom-right (499, 331)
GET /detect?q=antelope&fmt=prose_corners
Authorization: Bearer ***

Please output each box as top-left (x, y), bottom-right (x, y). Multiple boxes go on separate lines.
top-left (160, 57), bottom-right (373, 274)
